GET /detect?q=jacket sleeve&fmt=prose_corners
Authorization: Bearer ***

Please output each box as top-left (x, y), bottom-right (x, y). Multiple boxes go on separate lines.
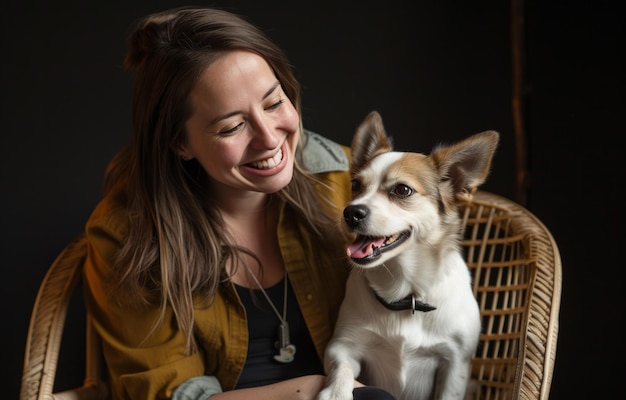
top-left (83, 196), bottom-right (206, 400)
top-left (172, 376), bottom-right (222, 399)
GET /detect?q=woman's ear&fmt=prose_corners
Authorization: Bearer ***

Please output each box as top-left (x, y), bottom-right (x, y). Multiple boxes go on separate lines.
top-left (174, 144), bottom-right (194, 161)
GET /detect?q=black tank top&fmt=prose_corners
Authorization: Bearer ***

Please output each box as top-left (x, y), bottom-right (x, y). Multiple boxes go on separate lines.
top-left (234, 277), bottom-right (324, 388)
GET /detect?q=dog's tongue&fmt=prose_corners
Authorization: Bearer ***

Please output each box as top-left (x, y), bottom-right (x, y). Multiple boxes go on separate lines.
top-left (347, 236), bottom-right (385, 258)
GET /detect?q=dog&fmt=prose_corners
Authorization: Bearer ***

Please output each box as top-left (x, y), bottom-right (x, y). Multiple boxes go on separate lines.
top-left (317, 111), bottom-right (499, 400)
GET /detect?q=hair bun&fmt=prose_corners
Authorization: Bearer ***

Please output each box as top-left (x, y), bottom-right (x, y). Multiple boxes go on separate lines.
top-left (124, 8), bottom-right (181, 70)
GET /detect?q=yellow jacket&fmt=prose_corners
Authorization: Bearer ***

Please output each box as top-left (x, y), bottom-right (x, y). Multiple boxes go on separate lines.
top-left (83, 131), bottom-right (352, 399)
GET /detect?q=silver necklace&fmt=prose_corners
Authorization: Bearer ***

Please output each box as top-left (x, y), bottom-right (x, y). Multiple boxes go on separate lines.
top-left (246, 270), bottom-right (296, 363)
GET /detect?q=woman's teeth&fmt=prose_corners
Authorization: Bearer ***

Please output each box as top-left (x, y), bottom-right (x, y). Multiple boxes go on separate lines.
top-left (250, 149), bottom-right (282, 169)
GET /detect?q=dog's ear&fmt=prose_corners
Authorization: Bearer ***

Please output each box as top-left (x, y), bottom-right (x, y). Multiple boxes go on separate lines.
top-left (431, 130), bottom-right (499, 197)
top-left (350, 111), bottom-right (393, 171)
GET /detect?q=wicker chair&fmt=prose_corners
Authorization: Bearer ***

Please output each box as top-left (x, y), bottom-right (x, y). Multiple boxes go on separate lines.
top-left (461, 191), bottom-right (561, 400)
top-left (20, 190), bottom-right (561, 400)
top-left (20, 233), bottom-right (108, 400)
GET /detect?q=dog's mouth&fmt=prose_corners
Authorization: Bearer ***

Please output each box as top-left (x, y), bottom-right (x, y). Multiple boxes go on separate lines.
top-left (347, 230), bottom-right (410, 264)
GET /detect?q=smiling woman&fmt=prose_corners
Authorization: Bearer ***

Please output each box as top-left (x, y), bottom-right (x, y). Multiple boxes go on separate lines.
top-left (179, 50), bottom-right (299, 196)
top-left (71, 5), bottom-right (396, 400)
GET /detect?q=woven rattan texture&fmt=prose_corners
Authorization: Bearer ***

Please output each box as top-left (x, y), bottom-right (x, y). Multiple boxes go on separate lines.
top-left (460, 192), bottom-right (561, 400)
top-left (20, 236), bottom-right (84, 399)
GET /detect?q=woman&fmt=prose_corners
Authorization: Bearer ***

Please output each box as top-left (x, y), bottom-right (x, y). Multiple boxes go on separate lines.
top-left (83, 5), bottom-right (396, 400)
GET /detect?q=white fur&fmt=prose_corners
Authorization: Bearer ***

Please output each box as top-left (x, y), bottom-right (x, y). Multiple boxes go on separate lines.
top-left (317, 111), bottom-right (498, 400)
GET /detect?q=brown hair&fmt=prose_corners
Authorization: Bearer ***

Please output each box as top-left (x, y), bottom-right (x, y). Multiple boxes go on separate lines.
top-left (103, 6), bottom-right (338, 353)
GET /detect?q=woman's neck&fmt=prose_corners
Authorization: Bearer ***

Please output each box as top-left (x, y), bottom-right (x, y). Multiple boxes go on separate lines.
top-left (221, 194), bottom-right (285, 288)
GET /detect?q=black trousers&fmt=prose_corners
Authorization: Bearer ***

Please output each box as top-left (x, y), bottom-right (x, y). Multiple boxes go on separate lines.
top-left (353, 386), bottom-right (397, 400)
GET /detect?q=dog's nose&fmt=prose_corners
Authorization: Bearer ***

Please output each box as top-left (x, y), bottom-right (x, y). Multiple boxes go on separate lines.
top-left (344, 205), bottom-right (369, 228)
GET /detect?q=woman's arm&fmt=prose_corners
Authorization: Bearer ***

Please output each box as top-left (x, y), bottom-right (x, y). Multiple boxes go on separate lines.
top-left (211, 375), bottom-right (326, 400)
top-left (173, 375), bottom-right (365, 400)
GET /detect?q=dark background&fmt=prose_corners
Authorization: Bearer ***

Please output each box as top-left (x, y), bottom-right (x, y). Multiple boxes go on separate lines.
top-left (3, 1), bottom-right (624, 398)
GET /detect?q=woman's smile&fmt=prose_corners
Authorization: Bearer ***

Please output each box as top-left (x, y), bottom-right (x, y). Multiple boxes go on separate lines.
top-left (248, 147), bottom-right (283, 170)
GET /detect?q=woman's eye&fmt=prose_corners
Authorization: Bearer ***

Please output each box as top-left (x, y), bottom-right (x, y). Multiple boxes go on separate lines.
top-left (391, 184), bottom-right (413, 198)
top-left (266, 99), bottom-right (285, 111)
top-left (219, 122), bottom-right (244, 135)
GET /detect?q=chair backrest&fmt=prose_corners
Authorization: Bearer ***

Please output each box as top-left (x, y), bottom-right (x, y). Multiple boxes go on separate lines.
top-left (20, 190), bottom-right (561, 400)
top-left (460, 191), bottom-right (562, 400)
top-left (20, 233), bottom-right (109, 400)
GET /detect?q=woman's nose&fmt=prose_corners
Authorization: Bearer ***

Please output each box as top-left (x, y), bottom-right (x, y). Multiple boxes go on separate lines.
top-left (250, 115), bottom-right (280, 149)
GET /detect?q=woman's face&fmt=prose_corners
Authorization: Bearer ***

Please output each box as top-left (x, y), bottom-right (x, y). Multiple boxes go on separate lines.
top-left (180, 50), bottom-right (300, 200)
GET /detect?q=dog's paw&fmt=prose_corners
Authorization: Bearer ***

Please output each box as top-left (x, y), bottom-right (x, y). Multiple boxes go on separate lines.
top-left (317, 385), bottom-right (353, 400)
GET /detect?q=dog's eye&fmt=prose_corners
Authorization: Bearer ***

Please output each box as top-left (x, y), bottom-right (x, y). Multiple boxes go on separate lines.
top-left (351, 179), bottom-right (361, 192)
top-left (390, 184), bottom-right (413, 198)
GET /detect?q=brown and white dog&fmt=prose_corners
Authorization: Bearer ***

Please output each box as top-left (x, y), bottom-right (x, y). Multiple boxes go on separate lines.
top-left (317, 111), bottom-right (499, 400)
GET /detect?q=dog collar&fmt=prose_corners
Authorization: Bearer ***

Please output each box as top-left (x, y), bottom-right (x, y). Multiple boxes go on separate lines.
top-left (373, 290), bottom-right (436, 314)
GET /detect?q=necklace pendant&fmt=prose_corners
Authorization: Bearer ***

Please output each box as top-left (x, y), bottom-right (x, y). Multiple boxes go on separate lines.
top-left (274, 344), bottom-right (296, 363)
top-left (274, 322), bottom-right (296, 363)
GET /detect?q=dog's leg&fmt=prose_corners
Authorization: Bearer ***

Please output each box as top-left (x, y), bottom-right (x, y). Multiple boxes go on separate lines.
top-left (316, 342), bottom-right (362, 400)
top-left (463, 378), bottom-right (480, 400)
top-left (432, 357), bottom-right (473, 400)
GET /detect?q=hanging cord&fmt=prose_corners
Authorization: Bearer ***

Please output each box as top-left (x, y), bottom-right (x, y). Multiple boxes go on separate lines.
top-left (245, 269), bottom-right (296, 363)
top-left (246, 270), bottom-right (288, 327)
